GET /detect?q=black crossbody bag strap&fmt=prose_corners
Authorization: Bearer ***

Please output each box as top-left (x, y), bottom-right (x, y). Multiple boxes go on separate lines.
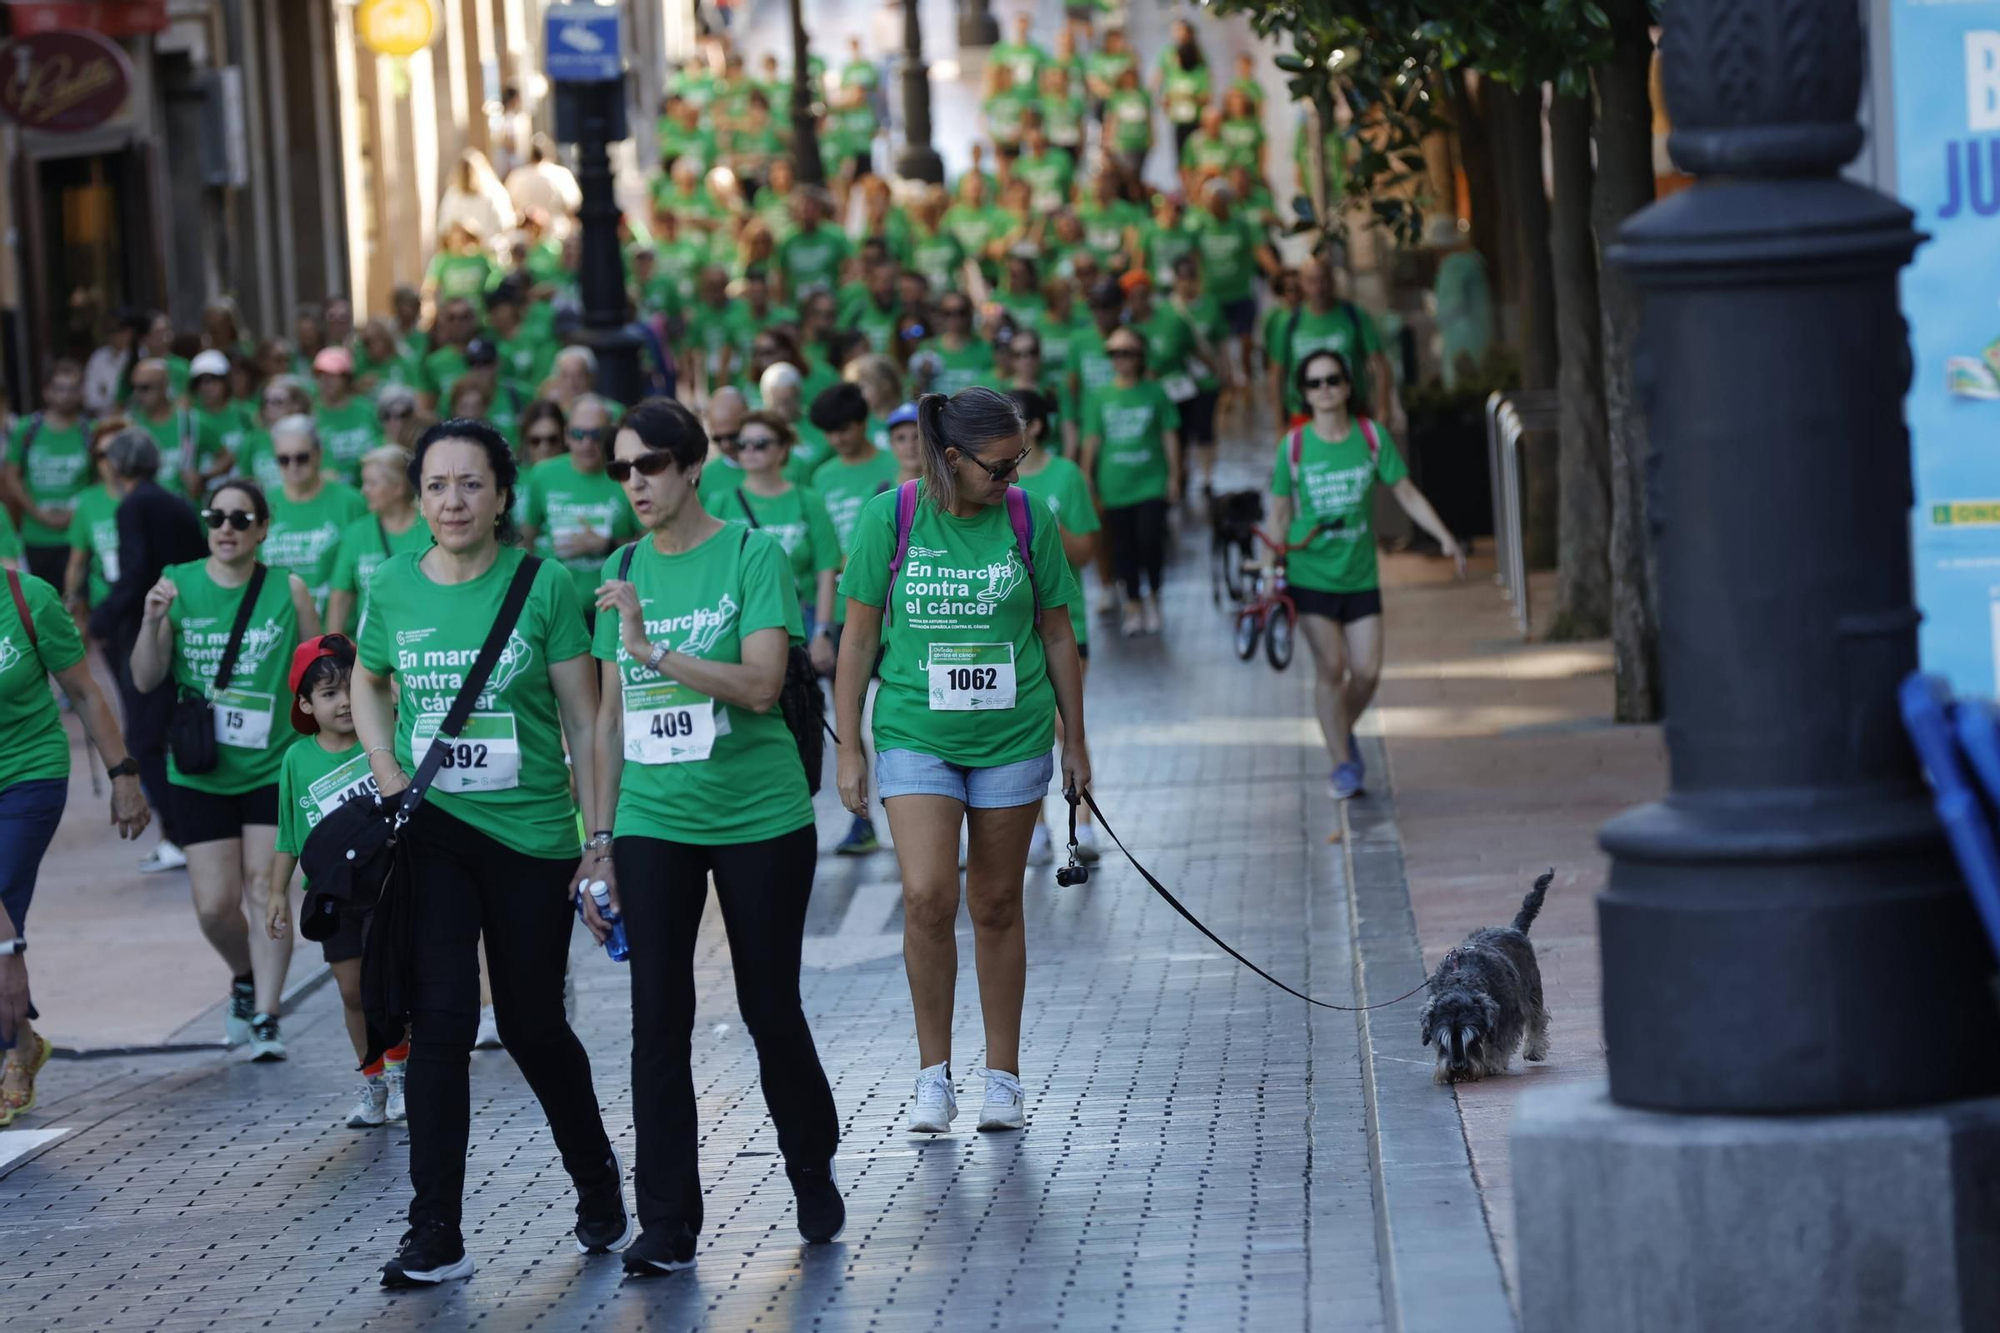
top-left (735, 488), bottom-right (760, 528)
top-left (211, 563), bottom-right (269, 694)
top-left (397, 556), bottom-right (543, 817)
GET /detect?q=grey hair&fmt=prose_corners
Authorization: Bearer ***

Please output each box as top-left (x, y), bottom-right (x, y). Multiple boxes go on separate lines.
top-left (376, 383), bottom-right (419, 415)
top-left (556, 344), bottom-right (598, 378)
top-left (360, 442), bottom-right (413, 482)
top-left (570, 392), bottom-right (612, 424)
top-left (844, 353), bottom-right (903, 409)
top-left (104, 428), bottom-right (161, 481)
top-left (707, 385), bottom-right (747, 417)
top-left (264, 374), bottom-right (312, 413)
top-left (271, 413), bottom-right (320, 452)
top-left (760, 362), bottom-right (802, 413)
top-left (915, 387), bottom-right (1025, 512)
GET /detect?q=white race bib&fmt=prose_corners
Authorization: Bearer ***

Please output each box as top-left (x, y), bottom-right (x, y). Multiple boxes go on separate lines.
top-left (623, 680), bottom-right (719, 764)
top-left (928, 643), bottom-right (1018, 711)
top-left (306, 754), bottom-right (378, 821)
top-left (1161, 373), bottom-right (1199, 403)
top-left (100, 547), bottom-right (121, 582)
top-left (212, 688), bottom-right (275, 750)
top-left (412, 712), bottom-right (522, 793)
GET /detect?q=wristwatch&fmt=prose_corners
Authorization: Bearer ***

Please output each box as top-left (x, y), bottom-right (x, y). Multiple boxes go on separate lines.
top-left (0, 938), bottom-right (24, 956)
top-left (106, 757), bottom-right (140, 779)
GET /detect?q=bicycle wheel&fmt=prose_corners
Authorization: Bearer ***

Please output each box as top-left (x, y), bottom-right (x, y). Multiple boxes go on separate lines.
top-left (1234, 608), bottom-right (1262, 660)
top-left (1266, 601), bottom-right (1296, 670)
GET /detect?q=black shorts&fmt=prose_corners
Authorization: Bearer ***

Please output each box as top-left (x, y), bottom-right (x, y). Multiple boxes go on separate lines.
top-left (321, 909), bottom-right (366, 965)
top-left (1290, 585), bottom-right (1384, 625)
top-left (24, 543), bottom-right (67, 589)
top-left (1180, 389), bottom-right (1218, 446)
top-left (169, 782), bottom-right (281, 846)
top-left (1078, 641), bottom-right (1090, 663)
top-left (851, 152), bottom-right (875, 178)
top-left (1222, 297), bottom-right (1258, 338)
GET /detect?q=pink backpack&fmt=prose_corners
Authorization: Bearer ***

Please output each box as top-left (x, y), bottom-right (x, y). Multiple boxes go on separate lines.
top-left (885, 478), bottom-right (1040, 626)
top-left (1286, 417), bottom-right (1381, 492)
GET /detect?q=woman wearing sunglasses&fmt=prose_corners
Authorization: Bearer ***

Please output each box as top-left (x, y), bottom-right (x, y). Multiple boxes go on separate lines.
top-left (325, 443), bottom-right (429, 637)
top-left (521, 395), bottom-right (639, 629)
top-left (130, 479), bottom-right (321, 1061)
top-left (715, 411), bottom-right (840, 668)
top-left (263, 417), bottom-right (367, 618)
top-left (61, 419), bottom-right (128, 618)
top-left (1080, 327), bottom-right (1182, 638)
top-left (834, 387), bottom-right (1086, 1136)
top-left (578, 398), bottom-right (844, 1274)
top-left (1267, 349), bottom-right (1464, 802)
top-left (352, 419), bottom-right (624, 1287)
top-left (236, 376), bottom-right (314, 494)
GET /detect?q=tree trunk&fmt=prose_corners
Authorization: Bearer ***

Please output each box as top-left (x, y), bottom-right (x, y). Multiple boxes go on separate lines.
top-left (1594, 0), bottom-right (1662, 720)
top-left (1447, 70), bottom-right (1506, 310)
top-left (790, 0), bottom-right (825, 186)
top-left (1489, 80), bottom-right (1559, 571)
top-left (1547, 89), bottom-right (1613, 640)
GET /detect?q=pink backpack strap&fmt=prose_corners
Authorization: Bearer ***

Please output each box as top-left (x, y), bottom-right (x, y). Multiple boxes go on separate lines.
top-left (884, 478), bottom-right (922, 623)
top-left (1286, 426), bottom-right (1305, 491)
top-left (1358, 417), bottom-right (1381, 466)
top-left (1003, 485), bottom-right (1042, 626)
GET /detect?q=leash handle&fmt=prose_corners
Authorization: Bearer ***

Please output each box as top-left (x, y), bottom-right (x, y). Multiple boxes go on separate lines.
top-left (1056, 784), bottom-right (1090, 887)
top-left (1080, 789), bottom-right (1427, 1013)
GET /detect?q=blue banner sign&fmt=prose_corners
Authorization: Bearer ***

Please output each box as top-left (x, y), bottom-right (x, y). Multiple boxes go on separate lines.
top-left (546, 5), bottom-right (621, 83)
top-left (1894, 2), bottom-right (2000, 693)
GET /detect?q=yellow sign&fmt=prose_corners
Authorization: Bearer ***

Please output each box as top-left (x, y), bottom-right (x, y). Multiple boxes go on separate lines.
top-left (358, 0), bottom-right (437, 58)
top-left (1930, 502), bottom-right (2000, 528)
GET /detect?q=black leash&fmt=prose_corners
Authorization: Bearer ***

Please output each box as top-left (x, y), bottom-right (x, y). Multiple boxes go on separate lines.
top-left (1061, 787), bottom-right (1431, 1013)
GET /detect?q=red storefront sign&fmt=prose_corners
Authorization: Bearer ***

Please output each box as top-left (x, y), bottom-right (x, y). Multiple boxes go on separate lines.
top-left (5, 2), bottom-right (168, 38)
top-left (0, 28), bottom-right (132, 132)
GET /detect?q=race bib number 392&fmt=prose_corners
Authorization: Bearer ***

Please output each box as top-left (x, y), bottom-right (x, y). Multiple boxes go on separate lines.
top-left (928, 643), bottom-right (1017, 711)
top-left (412, 712), bottom-right (522, 793)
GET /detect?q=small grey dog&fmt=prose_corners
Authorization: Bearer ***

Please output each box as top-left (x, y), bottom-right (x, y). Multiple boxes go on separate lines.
top-left (1418, 871), bottom-right (1553, 1084)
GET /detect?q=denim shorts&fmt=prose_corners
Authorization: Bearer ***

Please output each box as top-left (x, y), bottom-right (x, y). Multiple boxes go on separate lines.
top-left (876, 749), bottom-right (1054, 809)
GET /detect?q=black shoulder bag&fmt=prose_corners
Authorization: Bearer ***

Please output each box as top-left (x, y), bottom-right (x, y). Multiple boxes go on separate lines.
top-left (169, 563), bottom-right (268, 775)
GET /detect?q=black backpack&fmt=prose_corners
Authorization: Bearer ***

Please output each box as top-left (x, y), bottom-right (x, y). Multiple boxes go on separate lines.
top-left (617, 531), bottom-right (829, 795)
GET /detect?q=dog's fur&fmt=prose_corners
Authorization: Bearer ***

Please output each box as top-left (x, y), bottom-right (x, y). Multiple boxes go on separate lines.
top-left (1418, 871), bottom-right (1553, 1084)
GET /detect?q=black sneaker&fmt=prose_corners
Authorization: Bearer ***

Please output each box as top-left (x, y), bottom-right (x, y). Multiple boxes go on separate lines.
top-left (380, 1221), bottom-right (474, 1288)
top-left (574, 1148), bottom-right (633, 1255)
top-left (621, 1224), bottom-right (697, 1277)
top-left (791, 1161), bottom-right (846, 1244)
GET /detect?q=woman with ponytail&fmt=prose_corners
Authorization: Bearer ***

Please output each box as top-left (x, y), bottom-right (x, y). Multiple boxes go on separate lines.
top-left (832, 388), bottom-right (1086, 1137)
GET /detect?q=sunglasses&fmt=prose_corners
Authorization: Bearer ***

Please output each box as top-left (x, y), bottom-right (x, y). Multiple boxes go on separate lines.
top-left (960, 443), bottom-right (1032, 482)
top-left (570, 426), bottom-right (606, 442)
top-left (737, 435), bottom-right (781, 453)
top-left (134, 380), bottom-right (167, 393)
top-left (1303, 374), bottom-right (1347, 390)
top-left (606, 452), bottom-right (678, 483)
top-left (525, 431), bottom-right (563, 448)
top-left (203, 509), bottom-right (256, 531)
top-left (381, 405), bottom-right (413, 420)
top-left (276, 452), bottom-right (314, 467)
top-left (1108, 348), bottom-right (1144, 359)
top-left (710, 431), bottom-right (741, 447)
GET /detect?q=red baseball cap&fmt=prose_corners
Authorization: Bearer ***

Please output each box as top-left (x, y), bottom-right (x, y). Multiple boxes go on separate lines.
top-left (288, 634), bottom-right (355, 736)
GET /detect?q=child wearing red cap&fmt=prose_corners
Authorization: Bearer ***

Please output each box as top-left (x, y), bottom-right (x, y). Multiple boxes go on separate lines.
top-left (264, 633), bottom-right (410, 1128)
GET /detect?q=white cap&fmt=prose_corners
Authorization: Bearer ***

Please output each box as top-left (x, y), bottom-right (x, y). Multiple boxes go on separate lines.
top-left (189, 349), bottom-right (231, 380)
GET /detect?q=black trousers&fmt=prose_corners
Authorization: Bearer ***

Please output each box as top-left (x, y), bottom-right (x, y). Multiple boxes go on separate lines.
top-left (112, 642), bottom-right (180, 846)
top-left (614, 824), bottom-right (838, 1234)
top-left (403, 803), bottom-right (615, 1230)
top-left (1105, 498), bottom-right (1170, 599)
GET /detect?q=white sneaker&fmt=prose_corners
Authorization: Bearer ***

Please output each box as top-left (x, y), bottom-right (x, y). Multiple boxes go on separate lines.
top-left (974, 1067), bottom-right (1026, 1131)
top-left (1027, 823), bottom-right (1054, 867)
top-left (347, 1075), bottom-right (389, 1128)
top-left (1142, 597), bottom-right (1163, 635)
top-left (474, 1005), bottom-right (502, 1050)
top-left (907, 1061), bottom-right (957, 1134)
top-left (384, 1060), bottom-right (408, 1122)
top-left (1096, 587), bottom-right (1120, 618)
top-left (1121, 604), bottom-right (1144, 638)
top-left (138, 841), bottom-right (186, 874)
top-left (1074, 823), bottom-right (1102, 864)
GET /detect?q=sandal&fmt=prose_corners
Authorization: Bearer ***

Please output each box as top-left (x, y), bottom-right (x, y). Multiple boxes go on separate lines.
top-left (0, 1033), bottom-right (54, 1127)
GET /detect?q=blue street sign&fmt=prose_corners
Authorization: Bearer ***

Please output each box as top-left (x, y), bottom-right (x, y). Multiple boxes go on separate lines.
top-left (545, 5), bottom-right (622, 83)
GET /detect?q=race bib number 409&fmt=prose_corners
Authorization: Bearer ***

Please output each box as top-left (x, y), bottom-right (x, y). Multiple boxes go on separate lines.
top-left (411, 712), bottom-right (522, 793)
top-left (928, 643), bottom-right (1017, 711)
top-left (623, 680), bottom-right (719, 764)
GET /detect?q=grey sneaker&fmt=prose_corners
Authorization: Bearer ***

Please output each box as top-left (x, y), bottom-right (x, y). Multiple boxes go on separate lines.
top-left (974, 1067), bottom-right (1026, 1131)
top-left (907, 1061), bottom-right (957, 1134)
top-left (346, 1076), bottom-right (388, 1128)
top-left (384, 1060), bottom-right (408, 1122)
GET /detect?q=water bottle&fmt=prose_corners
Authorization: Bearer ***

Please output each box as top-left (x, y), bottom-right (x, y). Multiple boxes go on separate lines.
top-left (580, 881), bottom-right (629, 963)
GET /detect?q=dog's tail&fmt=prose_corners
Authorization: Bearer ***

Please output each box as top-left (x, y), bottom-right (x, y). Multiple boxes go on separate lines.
top-left (1513, 870), bottom-right (1554, 934)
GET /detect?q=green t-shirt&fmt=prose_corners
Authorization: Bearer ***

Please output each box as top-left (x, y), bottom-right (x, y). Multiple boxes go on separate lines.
top-left (942, 204), bottom-right (1012, 272)
top-left (238, 428), bottom-right (282, 494)
top-left (275, 736), bottom-right (376, 860)
top-left (1040, 92), bottom-right (1087, 150)
top-left (697, 458), bottom-right (747, 512)
top-left (1272, 419), bottom-right (1407, 593)
top-left (1014, 456), bottom-right (1099, 648)
top-left (1078, 201), bottom-right (1145, 267)
top-left (932, 340), bottom-right (997, 397)
top-left (1144, 220), bottom-right (1197, 286)
top-left (135, 409), bottom-right (217, 500)
top-left (266, 481), bottom-right (369, 612)
top-left (826, 104), bottom-right (879, 159)
top-left (427, 252), bottom-right (494, 303)
top-left (0, 570), bottom-right (85, 791)
top-left (0, 507), bottom-right (18, 561)
top-left (983, 87), bottom-right (1035, 143)
top-left (1085, 50), bottom-right (1137, 93)
top-left (356, 546), bottom-right (590, 859)
top-left (196, 402), bottom-right (257, 469)
top-left (1015, 148), bottom-right (1076, 214)
top-left (592, 528), bottom-right (812, 846)
top-left (1083, 381), bottom-right (1179, 507)
top-left (991, 41), bottom-right (1043, 89)
top-left (811, 448), bottom-right (901, 626)
top-left (839, 291), bottom-right (901, 355)
top-left (1067, 324), bottom-right (1118, 405)
top-left (1279, 303), bottom-right (1383, 415)
top-left (1180, 129), bottom-right (1236, 177)
top-left (910, 229), bottom-right (967, 293)
top-left (1158, 52), bottom-right (1211, 126)
top-left (777, 223), bottom-right (854, 297)
top-left (714, 483), bottom-right (839, 605)
top-left (66, 483), bottom-right (121, 605)
top-left (1220, 116), bottom-right (1265, 165)
top-left (314, 396), bottom-right (382, 485)
top-left (421, 347), bottom-right (470, 405)
top-left (837, 484), bottom-right (1077, 768)
top-left (9, 416), bottom-right (91, 546)
top-left (1189, 211), bottom-right (1266, 304)
top-left (1138, 304), bottom-right (1196, 382)
top-left (840, 57), bottom-right (880, 91)
top-left (1174, 293), bottom-right (1230, 392)
top-left (497, 332), bottom-right (558, 398)
top-left (1105, 88), bottom-right (1154, 153)
top-left (329, 512), bottom-right (433, 624)
top-left (164, 559), bottom-right (305, 795)
top-left (523, 454), bottom-right (641, 607)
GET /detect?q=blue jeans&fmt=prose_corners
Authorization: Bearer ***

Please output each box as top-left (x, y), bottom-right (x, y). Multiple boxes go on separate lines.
top-left (0, 777), bottom-right (66, 1049)
top-left (875, 749), bottom-right (1054, 809)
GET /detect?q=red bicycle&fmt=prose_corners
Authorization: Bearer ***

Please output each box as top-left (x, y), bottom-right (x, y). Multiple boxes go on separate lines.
top-left (1233, 527), bottom-right (1307, 671)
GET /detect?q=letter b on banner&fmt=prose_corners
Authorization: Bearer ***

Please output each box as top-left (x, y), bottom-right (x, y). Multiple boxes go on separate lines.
top-left (1971, 31), bottom-right (2000, 131)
